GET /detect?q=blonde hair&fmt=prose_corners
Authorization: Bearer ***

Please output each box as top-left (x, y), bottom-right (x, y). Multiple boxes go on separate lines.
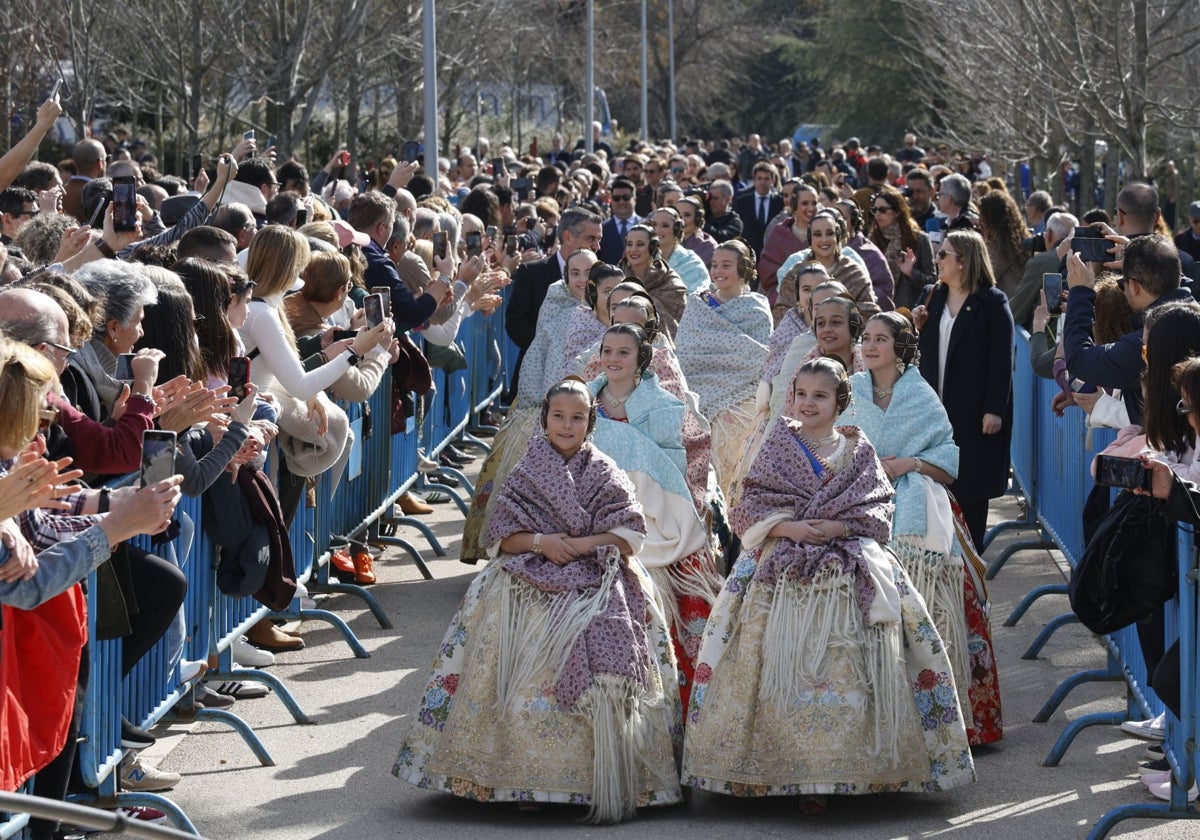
top-left (246, 225), bottom-right (311, 298)
top-left (943, 230), bottom-right (995, 294)
top-left (0, 336), bottom-right (58, 452)
top-left (301, 252), bottom-right (352, 304)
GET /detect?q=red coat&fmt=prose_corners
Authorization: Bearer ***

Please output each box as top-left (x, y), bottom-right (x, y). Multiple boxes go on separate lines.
top-left (757, 218), bottom-right (807, 307)
top-left (1, 586), bottom-right (87, 790)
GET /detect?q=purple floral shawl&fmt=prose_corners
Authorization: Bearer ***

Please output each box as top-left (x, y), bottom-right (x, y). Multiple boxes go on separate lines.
top-left (486, 434), bottom-right (652, 707)
top-left (730, 418), bottom-right (894, 618)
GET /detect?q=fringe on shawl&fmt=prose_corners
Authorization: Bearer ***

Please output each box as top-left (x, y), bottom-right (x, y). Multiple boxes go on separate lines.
top-left (493, 554), bottom-right (620, 716)
top-left (646, 554), bottom-right (722, 640)
top-left (758, 564), bottom-right (909, 768)
top-left (469, 408), bottom-right (541, 558)
top-left (576, 676), bottom-right (639, 824)
top-left (711, 395), bottom-right (760, 504)
top-left (893, 537), bottom-right (971, 722)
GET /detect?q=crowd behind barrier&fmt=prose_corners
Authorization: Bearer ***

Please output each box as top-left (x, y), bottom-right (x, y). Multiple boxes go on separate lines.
top-left (1, 296), bottom-right (511, 836)
top-left (986, 330), bottom-right (1198, 839)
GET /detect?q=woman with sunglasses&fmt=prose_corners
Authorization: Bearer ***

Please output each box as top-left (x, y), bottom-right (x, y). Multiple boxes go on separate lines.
top-left (867, 185), bottom-right (934, 310)
top-left (913, 230), bottom-right (1014, 549)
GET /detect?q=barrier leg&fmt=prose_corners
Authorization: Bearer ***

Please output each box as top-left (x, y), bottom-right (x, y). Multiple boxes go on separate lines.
top-left (381, 516), bottom-right (446, 556)
top-left (308, 580), bottom-right (393, 629)
top-left (271, 607), bottom-right (370, 659)
top-left (1043, 710), bottom-right (1127, 766)
top-left (1022, 613), bottom-right (1080, 659)
top-left (1005, 583), bottom-right (1069, 626)
top-left (372, 534), bottom-right (435, 579)
top-left (207, 666), bottom-right (313, 724)
top-left (986, 535), bottom-right (1056, 579)
top-left (66, 792), bottom-right (202, 836)
top-left (191, 707), bottom-right (276, 766)
top-left (459, 431), bottom-right (492, 454)
top-left (1087, 803), bottom-right (1199, 840)
top-left (1033, 668), bottom-right (1123, 722)
top-left (423, 469), bottom-right (471, 514)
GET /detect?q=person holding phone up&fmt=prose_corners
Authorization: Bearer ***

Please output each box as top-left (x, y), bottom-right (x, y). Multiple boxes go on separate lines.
top-left (346, 191), bottom-right (450, 332)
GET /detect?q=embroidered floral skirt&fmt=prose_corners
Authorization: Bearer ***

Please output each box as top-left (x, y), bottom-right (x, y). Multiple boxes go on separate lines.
top-left (393, 561), bottom-right (684, 811)
top-left (682, 550), bottom-right (976, 796)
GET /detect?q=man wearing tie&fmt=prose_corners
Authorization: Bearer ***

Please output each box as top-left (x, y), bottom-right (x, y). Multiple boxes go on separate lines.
top-left (733, 161), bottom-right (782, 258)
top-left (598, 177), bottom-right (640, 264)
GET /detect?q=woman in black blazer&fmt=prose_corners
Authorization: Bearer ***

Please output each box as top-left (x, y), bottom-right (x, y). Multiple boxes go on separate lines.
top-left (913, 230), bottom-right (1015, 549)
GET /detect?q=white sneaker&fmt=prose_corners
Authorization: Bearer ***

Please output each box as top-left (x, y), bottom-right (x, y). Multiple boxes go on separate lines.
top-left (232, 636), bottom-right (275, 668)
top-left (1121, 712), bottom-right (1167, 741)
top-left (300, 596), bottom-right (317, 611)
top-left (1147, 780), bottom-right (1198, 802)
top-left (1140, 768), bottom-right (1173, 786)
top-left (178, 659), bottom-right (207, 684)
top-left (120, 755), bottom-right (181, 792)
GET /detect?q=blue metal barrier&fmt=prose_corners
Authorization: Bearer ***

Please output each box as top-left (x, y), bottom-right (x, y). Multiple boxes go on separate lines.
top-left (1000, 333), bottom-right (1199, 836)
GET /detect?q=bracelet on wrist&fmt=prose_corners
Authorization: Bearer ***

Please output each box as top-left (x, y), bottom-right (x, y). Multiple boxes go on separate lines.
top-left (97, 487), bottom-right (111, 514)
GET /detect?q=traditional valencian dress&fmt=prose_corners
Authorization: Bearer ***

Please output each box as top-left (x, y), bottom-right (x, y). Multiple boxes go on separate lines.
top-left (393, 435), bottom-right (682, 823)
top-left (682, 418), bottom-right (975, 796)
top-left (840, 366), bottom-right (1003, 745)
top-left (460, 281), bottom-right (579, 562)
top-left (588, 373), bottom-right (722, 709)
top-left (673, 290), bottom-right (772, 502)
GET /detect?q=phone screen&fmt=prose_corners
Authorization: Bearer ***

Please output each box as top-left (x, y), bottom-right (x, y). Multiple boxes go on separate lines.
top-left (364, 293), bottom-right (384, 328)
top-left (492, 157), bottom-right (506, 177)
top-left (191, 154), bottom-right (203, 179)
top-left (485, 226), bottom-right (498, 241)
top-left (141, 430), bottom-right (178, 487)
top-left (543, 224), bottom-right (557, 250)
top-left (115, 353), bottom-right (136, 382)
top-left (243, 130), bottom-right (255, 141)
top-left (112, 176), bottom-right (139, 232)
top-left (1072, 237), bottom-right (1112, 263)
top-left (465, 231), bottom-right (482, 258)
top-left (1095, 455), bottom-right (1149, 490)
top-left (370, 286), bottom-right (391, 315)
top-left (505, 235), bottom-right (518, 256)
top-left (1043, 273), bottom-right (1063, 315)
top-left (433, 232), bottom-right (448, 260)
top-left (227, 356), bottom-right (251, 401)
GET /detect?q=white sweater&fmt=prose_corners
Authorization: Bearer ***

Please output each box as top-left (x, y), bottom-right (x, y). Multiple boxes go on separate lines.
top-left (239, 294), bottom-right (352, 400)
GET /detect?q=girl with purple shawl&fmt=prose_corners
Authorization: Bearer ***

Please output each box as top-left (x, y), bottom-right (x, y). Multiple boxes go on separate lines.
top-left (394, 380), bottom-right (683, 824)
top-left (683, 359), bottom-right (974, 808)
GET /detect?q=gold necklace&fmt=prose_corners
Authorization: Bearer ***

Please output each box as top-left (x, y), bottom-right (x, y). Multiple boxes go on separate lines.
top-left (603, 385), bottom-right (635, 408)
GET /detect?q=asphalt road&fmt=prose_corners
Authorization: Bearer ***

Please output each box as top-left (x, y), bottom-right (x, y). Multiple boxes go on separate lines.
top-left (107, 474), bottom-right (1198, 840)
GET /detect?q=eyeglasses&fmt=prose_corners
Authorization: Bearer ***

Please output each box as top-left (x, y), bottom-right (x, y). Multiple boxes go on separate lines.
top-left (611, 194), bottom-right (632, 202)
top-left (1177, 399), bottom-right (1192, 415)
top-left (871, 206), bottom-right (893, 214)
top-left (1117, 276), bottom-right (1129, 292)
top-left (670, 167), bottom-right (685, 174)
top-left (44, 340), bottom-right (77, 359)
top-left (15, 209), bottom-right (39, 219)
top-left (936, 250), bottom-right (958, 260)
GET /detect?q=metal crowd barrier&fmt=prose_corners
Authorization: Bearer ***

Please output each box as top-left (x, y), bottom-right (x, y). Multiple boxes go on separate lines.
top-left (985, 331), bottom-right (1199, 837)
top-left (6, 294), bottom-right (516, 837)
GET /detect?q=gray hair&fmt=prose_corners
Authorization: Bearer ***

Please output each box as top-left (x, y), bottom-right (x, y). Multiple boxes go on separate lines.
top-left (438, 212), bottom-right (460, 252)
top-left (1026, 190), bottom-right (1052, 215)
top-left (939, 173), bottom-right (971, 209)
top-left (388, 214), bottom-right (411, 248)
top-left (12, 212), bottom-right (74, 266)
top-left (0, 309), bottom-right (58, 347)
top-left (709, 179), bottom-right (734, 200)
top-left (560, 205), bottom-right (603, 237)
top-left (412, 207), bottom-right (439, 240)
top-left (1045, 211), bottom-right (1078, 243)
top-left (213, 203), bottom-right (255, 237)
top-left (74, 261), bottom-right (158, 337)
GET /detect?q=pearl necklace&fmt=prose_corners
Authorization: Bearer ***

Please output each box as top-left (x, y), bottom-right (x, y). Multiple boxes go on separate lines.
top-left (799, 429), bottom-right (839, 449)
top-left (603, 385), bottom-right (635, 408)
top-left (874, 386), bottom-right (894, 400)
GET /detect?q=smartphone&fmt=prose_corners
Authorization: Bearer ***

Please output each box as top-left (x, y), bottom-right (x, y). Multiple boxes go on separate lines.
top-left (227, 355), bottom-right (251, 401)
top-left (432, 231), bottom-right (448, 260)
top-left (492, 157), bottom-right (507, 178)
top-left (87, 196), bottom-right (108, 229)
top-left (333, 329), bottom-right (358, 342)
top-left (364, 293), bottom-right (384, 328)
top-left (112, 175), bottom-right (139, 232)
top-left (465, 231), bottom-right (482, 258)
top-left (114, 353), bottom-right (136, 383)
top-left (512, 177), bottom-right (533, 196)
top-left (295, 207), bottom-right (308, 226)
top-left (337, 151), bottom-right (351, 167)
top-left (50, 78), bottom-right (63, 100)
top-left (266, 135), bottom-right (276, 150)
top-left (1043, 273), bottom-right (1063, 315)
top-left (1072, 236), bottom-right (1113, 263)
top-left (505, 235), bottom-right (518, 256)
top-left (485, 225), bottom-right (498, 241)
top-left (370, 286), bottom-right (391, 315)
top-left (543, 224), bottom-right (557, 250)
top-left (141, 430), bottom-right (178, 487)
top-left (243, 130), bottom-right (255, 141)
top-left (1094, 454), bottom-right (1151, 491)
top-left (190, 154), bottom-right (203, 180)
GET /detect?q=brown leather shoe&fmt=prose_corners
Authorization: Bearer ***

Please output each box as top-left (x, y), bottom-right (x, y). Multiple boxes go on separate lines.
top-left (398, 491), bottom-right (433, 515)
top-left (245, 618), bottom-right (304, 652)
top-left (353, 551), bottom-right (377, 585)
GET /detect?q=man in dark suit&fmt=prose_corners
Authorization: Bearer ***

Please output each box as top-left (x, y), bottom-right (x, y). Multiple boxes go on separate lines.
top-left (506, 206), bottom-right (603, 398)
top-left (597, 177), bottom-right (639, 264)
top-left (733, 161), bottom-right (782, 257)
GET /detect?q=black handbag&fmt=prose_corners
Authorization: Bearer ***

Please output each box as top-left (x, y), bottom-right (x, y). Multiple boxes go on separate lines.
top-left (1068, 490), bottom-right (1176, 635)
